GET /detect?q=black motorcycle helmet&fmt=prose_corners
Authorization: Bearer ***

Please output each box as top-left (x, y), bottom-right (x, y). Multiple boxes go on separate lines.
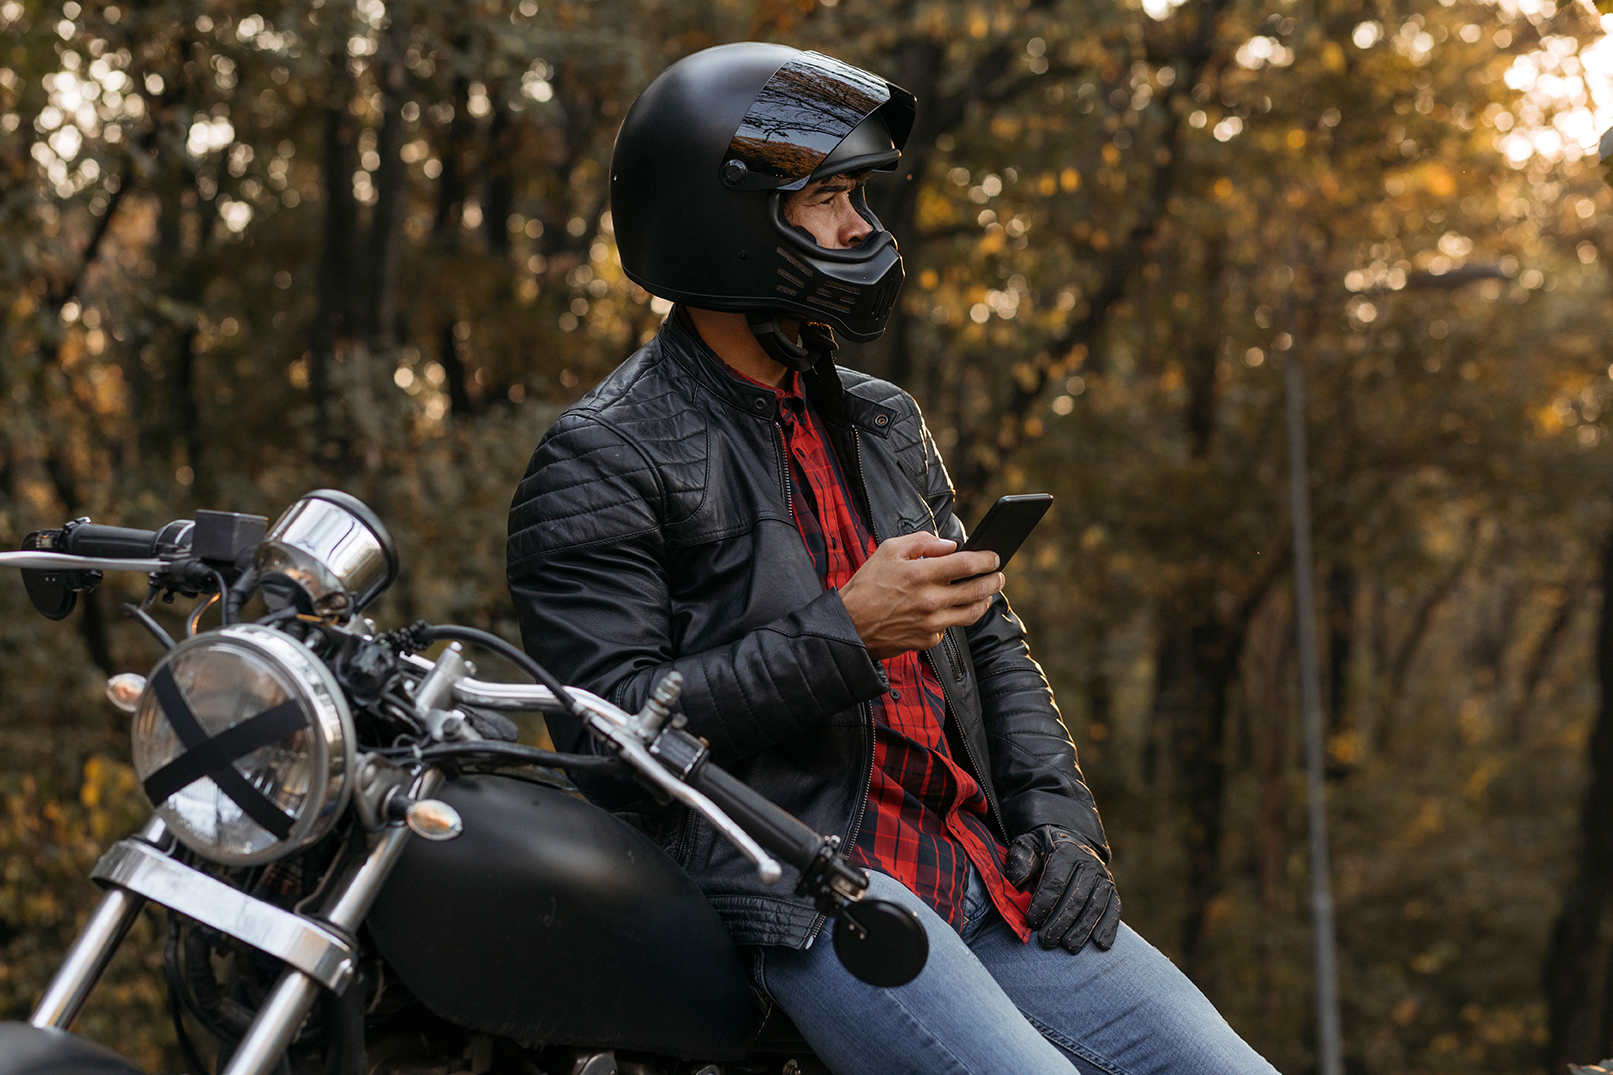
top-left (611, 43), bottom-right (916, 364)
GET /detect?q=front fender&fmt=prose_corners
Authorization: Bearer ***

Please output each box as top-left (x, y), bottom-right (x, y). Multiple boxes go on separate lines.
top-left (0, 1025), bottom-right (146, 1075)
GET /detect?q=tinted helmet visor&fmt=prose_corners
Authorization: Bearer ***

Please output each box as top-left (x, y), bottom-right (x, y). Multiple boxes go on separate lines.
top-left (721, 51), bottom-right (913, 191)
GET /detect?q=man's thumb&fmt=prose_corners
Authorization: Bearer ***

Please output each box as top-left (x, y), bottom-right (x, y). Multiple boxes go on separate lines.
top-left (1005, 833), bottom-right (1040, 888)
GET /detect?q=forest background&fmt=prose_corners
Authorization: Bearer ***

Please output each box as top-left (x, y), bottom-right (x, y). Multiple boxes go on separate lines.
top-left (3, 0), bottom-right (1613, 1071)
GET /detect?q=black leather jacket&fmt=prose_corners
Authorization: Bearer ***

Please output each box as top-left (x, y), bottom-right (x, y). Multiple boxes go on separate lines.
top-left (506, 311), bottom-right (1107, 948)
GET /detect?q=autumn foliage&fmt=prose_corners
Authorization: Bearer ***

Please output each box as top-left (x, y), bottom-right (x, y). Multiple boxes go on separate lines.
top-left (3, 0), bottom-right (1613, 1072)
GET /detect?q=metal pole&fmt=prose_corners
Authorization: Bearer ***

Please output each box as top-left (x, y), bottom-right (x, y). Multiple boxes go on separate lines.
top-left (1284, 348), bottom-right (1344, 1075)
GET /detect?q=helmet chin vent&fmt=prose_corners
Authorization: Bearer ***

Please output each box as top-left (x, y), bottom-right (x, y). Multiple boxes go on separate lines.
top-left (805, 285), bottom-right (856, 315)
top-left (869, 272), bottom-right (901, 322)
top-left (776, 246), bottom-right (814, 276)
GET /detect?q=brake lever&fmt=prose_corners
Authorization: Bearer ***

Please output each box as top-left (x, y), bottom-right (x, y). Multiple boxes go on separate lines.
top-left (570, 694), bottom-right (784, 885)
top-left (0, 551), bottom-right (168, 573)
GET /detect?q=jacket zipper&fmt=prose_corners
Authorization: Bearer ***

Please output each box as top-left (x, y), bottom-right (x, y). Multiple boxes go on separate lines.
top-left (922, 646), bottom-right (1010, 845)
top-left (857, 426), bottom-right (1006, 845)
top-left (808, 428), bottom-right (880, 945)
top-left (844, 705), bottom-right (876, 867)
top-left (773, 421), bottom-right (797, 527)
top-left (864, 413), bottom-right (1008, 844)
top-left (849, 426), bottom-right (880, 859)
top-left (941, 630), bottom-right (968, 680)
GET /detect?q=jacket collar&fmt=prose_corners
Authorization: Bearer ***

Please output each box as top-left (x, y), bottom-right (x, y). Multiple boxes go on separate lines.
top-left (661, 307), bottom-right (897, 437)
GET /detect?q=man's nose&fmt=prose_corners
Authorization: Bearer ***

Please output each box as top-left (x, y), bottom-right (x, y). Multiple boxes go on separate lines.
top-left (837, 203), bottom-right (872, 248)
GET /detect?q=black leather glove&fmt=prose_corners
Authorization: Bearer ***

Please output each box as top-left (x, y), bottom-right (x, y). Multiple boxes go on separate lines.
top-left (1005, 824), bottom-right (1122, 953)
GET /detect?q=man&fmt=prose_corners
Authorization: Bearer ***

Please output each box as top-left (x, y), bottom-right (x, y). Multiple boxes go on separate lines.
top-left (508, 42), bottom-right (1275, 1075)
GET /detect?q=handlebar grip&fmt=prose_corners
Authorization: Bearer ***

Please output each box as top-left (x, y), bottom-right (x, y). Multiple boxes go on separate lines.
top-left (690, 762), bottom-right (829, 871)
top-left (62, 523), bottom-right (160, 559)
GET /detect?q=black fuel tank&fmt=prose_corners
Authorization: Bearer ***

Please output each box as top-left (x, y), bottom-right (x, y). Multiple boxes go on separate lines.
top-left (367, 775), bottom-right (760, 1059)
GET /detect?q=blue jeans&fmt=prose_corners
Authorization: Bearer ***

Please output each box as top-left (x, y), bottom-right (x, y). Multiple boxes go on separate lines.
top-left (755, 868), bottom-right (1279, 1075)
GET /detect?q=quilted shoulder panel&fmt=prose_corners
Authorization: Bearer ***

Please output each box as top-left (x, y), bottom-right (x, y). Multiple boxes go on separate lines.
top-left (508, 343), bottom-right (710, 564)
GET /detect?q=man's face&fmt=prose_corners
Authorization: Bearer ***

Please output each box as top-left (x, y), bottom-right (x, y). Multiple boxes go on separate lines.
top-left (782, 174), bottom-right (873, 250)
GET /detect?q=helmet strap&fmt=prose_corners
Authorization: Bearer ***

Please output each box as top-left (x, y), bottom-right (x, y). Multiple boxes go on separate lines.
top-left (746, 311), bottom-right (838, 373)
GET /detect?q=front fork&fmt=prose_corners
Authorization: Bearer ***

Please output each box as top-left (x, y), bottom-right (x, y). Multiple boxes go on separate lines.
top-left (219, 768), bottom-right (442, 1075)
top-left (28, 769), bottom-right (440, 1075)
top-left (30, 816), bottom-right (168, 1030)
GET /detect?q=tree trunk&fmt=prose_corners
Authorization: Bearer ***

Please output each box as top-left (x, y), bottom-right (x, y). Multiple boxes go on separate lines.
top-left (438, 321), bottom-right (473, 417)
top-left (312, 61), bottom-right (358, 443)
top-left (172, 325), bottom-right (201, 492)
top-left (433, 73), bottom-right (475, 415)
top-left (1379, 523), bottom-right (1474, 751)
top-left (1511, 586), bottom-right (1572, 741)
top-left (484, 85), bottom-right (514, 259)
top-left (1544, 526), bottom-right (1613, 1072)
top-left (1167, 612), bottom-right (1237, 978)
top-left (1251, 590), bottom-right (1293, 1016)
top-left (365, 10), bottom-right (408, 349)
top-left (1183, 238), bottom-right (1224, 458)
top-left (1327, 563), bottom-right (1353, 737)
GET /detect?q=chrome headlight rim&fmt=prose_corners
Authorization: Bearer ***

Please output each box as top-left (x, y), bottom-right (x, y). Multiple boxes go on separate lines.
top-left (133, 624), bottom-right (356, 867)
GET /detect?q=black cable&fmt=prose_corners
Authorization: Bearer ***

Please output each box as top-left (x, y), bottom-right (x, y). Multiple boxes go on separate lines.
top-left (395, 740), bottom-right (627, 775)
top-left (120, 602), bottom-right (176, 650)
top-left (412, 624), bottom-right (581, 718)
top-left (255, 606), bottom-right (301, 627)
top-left (208, 567), bottom-right (232, 625)
top-left (224, 565), bottom-right (256, 623)
top-left (165, 917), bottom-right (215, 1075)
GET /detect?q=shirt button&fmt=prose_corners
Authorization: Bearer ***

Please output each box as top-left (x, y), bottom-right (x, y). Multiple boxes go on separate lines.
top-left (890, 689), bottom-right (901, 700)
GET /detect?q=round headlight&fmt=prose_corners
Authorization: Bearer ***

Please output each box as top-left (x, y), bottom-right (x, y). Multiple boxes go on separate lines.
top-left (131, 624), bottom-right (355, 866)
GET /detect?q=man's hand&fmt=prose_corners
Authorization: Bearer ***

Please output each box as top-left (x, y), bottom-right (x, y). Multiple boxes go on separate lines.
top-left (1005, 824), bottom-right (1122, 954)
top-left (839, 532), bottom-right (1003, 661)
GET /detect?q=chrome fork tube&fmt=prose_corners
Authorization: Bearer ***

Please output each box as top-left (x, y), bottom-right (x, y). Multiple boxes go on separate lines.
top-left (221, 769), bottom-right (443, 1075)
top-left (31, 817), bottom-right (169, 1029)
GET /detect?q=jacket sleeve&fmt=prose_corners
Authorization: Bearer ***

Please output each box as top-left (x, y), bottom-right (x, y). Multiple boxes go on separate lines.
top-left (506, 411), bottom-right (889, 766)
top-left (913, 410), bottom-right (1111, 858)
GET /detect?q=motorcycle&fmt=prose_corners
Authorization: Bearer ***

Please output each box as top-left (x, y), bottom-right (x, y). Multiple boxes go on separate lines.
top-left (0, 490), bottom-right (928, 1075)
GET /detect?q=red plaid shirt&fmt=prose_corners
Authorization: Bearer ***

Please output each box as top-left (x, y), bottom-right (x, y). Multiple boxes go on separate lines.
top-left (735, 366), bottom-right (1030, 939)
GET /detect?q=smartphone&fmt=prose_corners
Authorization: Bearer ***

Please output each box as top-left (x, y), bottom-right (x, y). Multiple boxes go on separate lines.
top-left (952, 493), bottom-right (1053, 582)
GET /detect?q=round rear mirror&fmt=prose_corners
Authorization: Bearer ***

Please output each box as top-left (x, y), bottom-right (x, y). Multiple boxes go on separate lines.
top-left (832, 898), bottom-right (928, 988)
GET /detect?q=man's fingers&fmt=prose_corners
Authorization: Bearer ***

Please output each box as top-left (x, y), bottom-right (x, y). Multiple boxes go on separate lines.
top-left (1090, 886), bottom-right (1123, 952)
top-left (1037, 857), bottom-right (1099, 950)
top-left (1025, 845), bottom-right (1078, 930)
top-left (921, 600), bottom-right (992, 637)
top-left (927, 549), bottom-right (1001, 583)
top-left (1060, 883), bottom-right (1114, 954)
top-left (882, 531), bottom-right (958, 560)
top-left (950, 574), bottom-right (1003, 607)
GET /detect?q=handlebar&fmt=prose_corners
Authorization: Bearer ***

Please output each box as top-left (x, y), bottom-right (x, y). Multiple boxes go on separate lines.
top-left (6, 513), bottom-right (250, 622)
top-left (62, 523), bottom-right (162, 559)
top-left (416, 656), bottom-right (866, 900)
top-left (689, 762), bottom-right (834, 874)
top-left (398, 653), bottom-right (787, 884)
